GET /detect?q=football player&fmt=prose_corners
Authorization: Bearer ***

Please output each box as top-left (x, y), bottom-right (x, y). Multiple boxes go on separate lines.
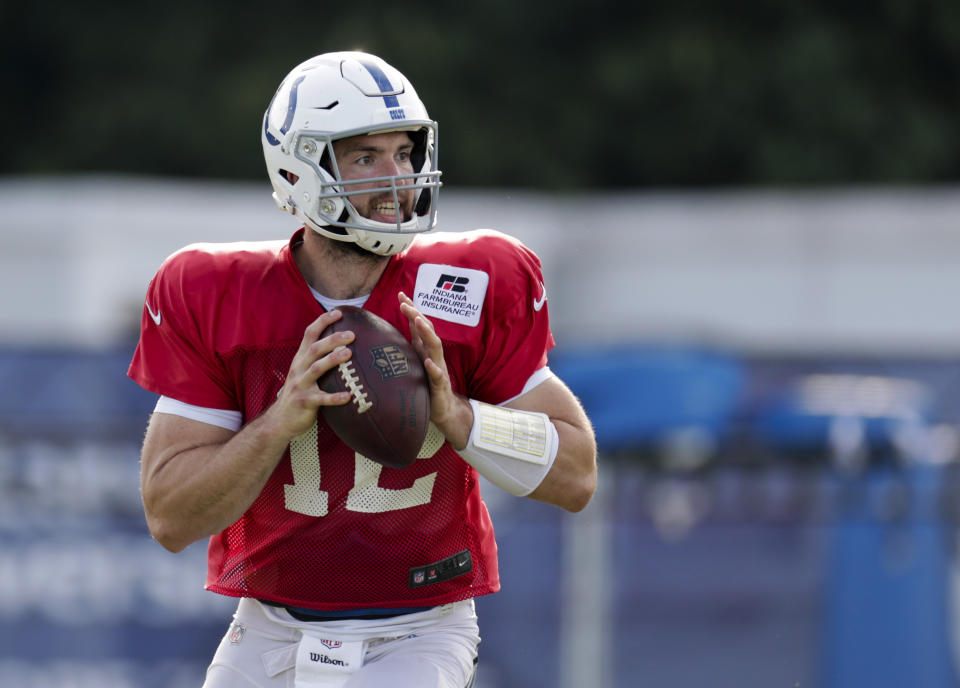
top-left (128, 51), bottom-right (597, 688)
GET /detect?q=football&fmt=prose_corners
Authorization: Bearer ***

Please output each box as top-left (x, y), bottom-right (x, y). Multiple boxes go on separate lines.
top-left (317, 306), bottom-right (430, 468)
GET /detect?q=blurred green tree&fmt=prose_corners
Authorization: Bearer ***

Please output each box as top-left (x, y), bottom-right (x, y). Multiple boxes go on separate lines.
top-left (2, 0), bottom-right (958, 188)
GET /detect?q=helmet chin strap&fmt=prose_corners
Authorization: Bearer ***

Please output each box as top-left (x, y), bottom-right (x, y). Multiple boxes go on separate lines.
top-left (350, 229), bottom-right (414, 256)
top-left (305, 212), bottom-right (416, 257)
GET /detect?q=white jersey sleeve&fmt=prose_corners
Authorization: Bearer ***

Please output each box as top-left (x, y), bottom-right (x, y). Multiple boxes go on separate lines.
top-left (154, 396), bottom-right (243, 431)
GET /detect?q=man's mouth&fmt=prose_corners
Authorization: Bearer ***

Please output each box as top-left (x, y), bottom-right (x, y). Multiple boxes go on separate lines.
top-left (370, 195), bottom-right (411, 222)
top-left (375, 200), bottom-right (398, 216)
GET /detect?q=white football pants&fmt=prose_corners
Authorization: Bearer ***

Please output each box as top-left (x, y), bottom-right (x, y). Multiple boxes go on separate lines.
top-left (202, 598), bottom-right (480, 688)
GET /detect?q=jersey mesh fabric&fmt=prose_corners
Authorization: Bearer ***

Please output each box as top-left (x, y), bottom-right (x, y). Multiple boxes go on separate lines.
top-left (205, 342), bottom-right (499, 609)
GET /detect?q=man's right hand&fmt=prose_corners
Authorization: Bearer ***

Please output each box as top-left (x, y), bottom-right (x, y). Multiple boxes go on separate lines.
top-left (265, 310), bottom-right (356, 439)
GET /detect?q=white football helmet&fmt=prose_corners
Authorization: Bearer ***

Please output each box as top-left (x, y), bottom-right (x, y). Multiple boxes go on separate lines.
top-left (262, 52), bottom-right (441, 256)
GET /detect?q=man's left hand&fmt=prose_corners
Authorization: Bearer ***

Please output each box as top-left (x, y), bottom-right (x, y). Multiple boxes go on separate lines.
top-left (398, 292), bottom-right (473, 450)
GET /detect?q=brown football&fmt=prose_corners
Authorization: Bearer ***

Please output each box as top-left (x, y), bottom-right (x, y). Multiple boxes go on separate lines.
top-left (317, 306), bottom-right (430, 468)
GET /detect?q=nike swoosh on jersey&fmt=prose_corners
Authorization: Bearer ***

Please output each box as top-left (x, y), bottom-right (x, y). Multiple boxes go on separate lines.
top-left (533, 283), bottom-right (547, 312)
top-left (145, 301), bottom-right (162, 326)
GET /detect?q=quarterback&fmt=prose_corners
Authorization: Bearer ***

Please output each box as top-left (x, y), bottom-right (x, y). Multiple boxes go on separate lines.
top-left (128, 51), bottom-right (597, 688)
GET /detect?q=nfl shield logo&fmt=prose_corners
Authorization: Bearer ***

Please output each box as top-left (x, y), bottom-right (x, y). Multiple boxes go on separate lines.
top-left (413, 571), bottom-right (425, 584)
top-left (371, 344), bottom-right (410, 380)
top-left (229, 623), bottom-right (245, 644)
top-left (321, 639), bottom-right (342, 650)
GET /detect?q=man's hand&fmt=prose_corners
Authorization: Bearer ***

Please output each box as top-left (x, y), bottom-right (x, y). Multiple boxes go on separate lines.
top-left (264, 310), bottom-right (355, 439)
top-left (398, 292), bottom-right (473, 449)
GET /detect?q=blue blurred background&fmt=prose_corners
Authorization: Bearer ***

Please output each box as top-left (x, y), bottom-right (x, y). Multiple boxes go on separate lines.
top-left (4, 3), bottom-right (960, 687)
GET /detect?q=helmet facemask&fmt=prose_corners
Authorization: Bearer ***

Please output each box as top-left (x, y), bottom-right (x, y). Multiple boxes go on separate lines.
top-left (323, 125), bottom-right (435, 213)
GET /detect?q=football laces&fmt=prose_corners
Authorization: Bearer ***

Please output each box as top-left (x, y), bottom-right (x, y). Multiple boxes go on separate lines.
top-left (334, 347), bottom-right (372, 414)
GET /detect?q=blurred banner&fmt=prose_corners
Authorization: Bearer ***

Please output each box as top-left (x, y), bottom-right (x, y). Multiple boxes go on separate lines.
top-left (0, 345), bottom-right (958, 687)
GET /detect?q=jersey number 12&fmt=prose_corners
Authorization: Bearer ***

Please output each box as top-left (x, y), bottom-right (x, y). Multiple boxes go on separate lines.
top-left (283, 422), bottom-right (445, 516)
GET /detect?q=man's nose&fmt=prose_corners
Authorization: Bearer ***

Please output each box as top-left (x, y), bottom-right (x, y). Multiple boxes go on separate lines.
top-left (375, 159), bottom-right (411, 186)
top-left (376, 158), bottom-right (400, 178)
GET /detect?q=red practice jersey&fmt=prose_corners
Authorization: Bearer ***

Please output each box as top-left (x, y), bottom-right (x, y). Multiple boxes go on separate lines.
top-left (128, 228), bottom-right (555, 610)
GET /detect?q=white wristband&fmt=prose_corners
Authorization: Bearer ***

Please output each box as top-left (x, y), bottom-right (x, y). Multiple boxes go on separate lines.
top-left (456, 399), bottom-right (559, 497)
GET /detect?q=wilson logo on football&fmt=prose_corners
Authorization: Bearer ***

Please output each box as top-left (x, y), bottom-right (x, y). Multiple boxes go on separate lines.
top-left (370, 345), bottom-right (410, 380)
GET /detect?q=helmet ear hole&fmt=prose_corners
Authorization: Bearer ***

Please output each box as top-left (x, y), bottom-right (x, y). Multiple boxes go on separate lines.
top-left (278, 169), bottom-right (299, 185)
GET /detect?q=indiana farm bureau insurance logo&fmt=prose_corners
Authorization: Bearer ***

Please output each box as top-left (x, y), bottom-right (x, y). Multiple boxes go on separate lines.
top-left (436, 274), bottom-right (469, 292)
top-left (414, 264), bottom-right (489, 327)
